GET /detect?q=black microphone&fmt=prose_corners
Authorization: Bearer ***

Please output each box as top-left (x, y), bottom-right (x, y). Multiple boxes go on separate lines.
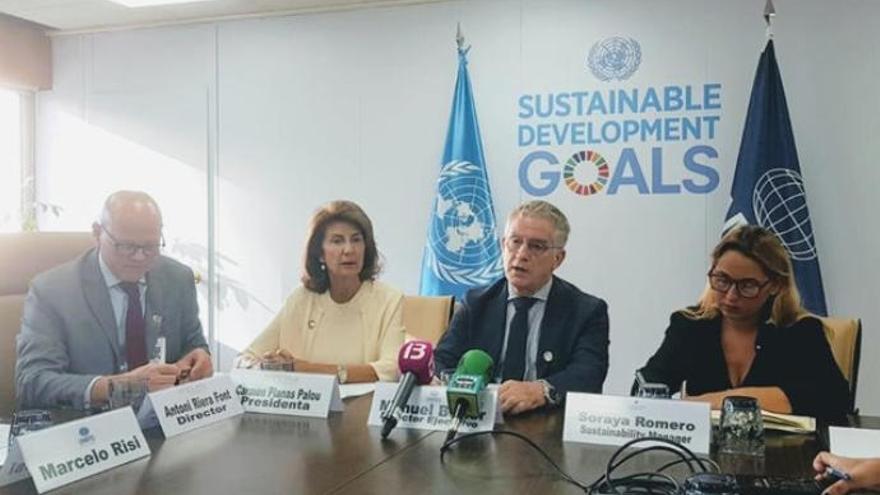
top-left (381, 340), bottom-right (434, 439)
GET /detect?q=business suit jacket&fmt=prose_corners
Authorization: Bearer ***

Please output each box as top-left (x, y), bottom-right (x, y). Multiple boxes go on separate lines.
top-left (434, 276), bottom-right (610, 400)
top-left (15, 248), bottom-right (208, 409)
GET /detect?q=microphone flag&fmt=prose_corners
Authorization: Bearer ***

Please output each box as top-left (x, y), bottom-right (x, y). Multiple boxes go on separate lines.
top-left (419, 37), bottom-right (502, 301)
top-left (725, 40), bottom-right (827, 315)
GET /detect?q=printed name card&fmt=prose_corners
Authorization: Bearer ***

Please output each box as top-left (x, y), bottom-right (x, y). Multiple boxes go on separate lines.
top-left (147, 374), bottom-right (244, 437)
top-left (15, 408), bottom-right (149, 494)
top-left (230, 370), bottom-right (344, 418)
top-left (366, 383), bottom-right (500, 433)
top-left (563, 393), bottom-right (711, 454)
top-left (0, 437), bottom-right (30, 488)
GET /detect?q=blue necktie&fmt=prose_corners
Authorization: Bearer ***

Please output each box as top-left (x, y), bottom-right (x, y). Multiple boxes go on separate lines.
top-left (502, 297), bottom-right (538, 381)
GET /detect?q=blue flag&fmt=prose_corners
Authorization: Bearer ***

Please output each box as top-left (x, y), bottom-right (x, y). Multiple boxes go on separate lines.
top-left (725, 40), bottom-right (827, 315)
top-left (419, 46), bottom-right (503, 300)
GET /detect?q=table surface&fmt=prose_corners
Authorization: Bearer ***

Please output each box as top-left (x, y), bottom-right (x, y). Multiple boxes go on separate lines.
top-left (1, 395), bottom-right (875, 495)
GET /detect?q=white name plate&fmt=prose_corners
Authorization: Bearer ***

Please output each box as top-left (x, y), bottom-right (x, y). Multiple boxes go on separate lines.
top-left (147, 374), bottom-right (244, 438)
top-left (0, 440), bottom-right (30, 488)
top-left (230, 370), bottom-right (344, 418)
top-left (563, 393), bottom-right (711, 454)
top-left (366, 383), bottom-right (500, 432)
top-left (16, 408), bottom-right (150, 494)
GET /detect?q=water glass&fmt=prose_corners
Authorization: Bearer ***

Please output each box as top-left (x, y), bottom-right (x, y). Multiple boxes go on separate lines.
top-left (636, 382), bottom-right (671, 399)
top-left (717, 396), bottom-right (765, 456)
top-left (108, 377), bottom-right (149, 410)
top-left (10, 409), bottom-right (53, 443)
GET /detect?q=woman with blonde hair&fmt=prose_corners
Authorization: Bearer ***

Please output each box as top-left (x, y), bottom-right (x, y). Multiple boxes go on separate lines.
top-left (633, 225), bottom-right (849, 419)
top-left (238, 200), bottom-right (404, 383)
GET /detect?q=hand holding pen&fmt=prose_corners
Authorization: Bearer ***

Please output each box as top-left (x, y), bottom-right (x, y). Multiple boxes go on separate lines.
top-left (813, 452), bottom-right (880, 495)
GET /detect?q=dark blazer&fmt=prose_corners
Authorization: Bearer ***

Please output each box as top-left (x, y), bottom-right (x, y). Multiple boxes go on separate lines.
top-left (15, 248), bottom-right (208, 410)
top-left (434, 276), bottom-right (609, 400)
top-left (634, 311), bottom-right (850, 420)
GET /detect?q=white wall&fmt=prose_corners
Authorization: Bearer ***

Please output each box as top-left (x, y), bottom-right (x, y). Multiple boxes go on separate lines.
top-left (36, 0), bottom-right (880, 414)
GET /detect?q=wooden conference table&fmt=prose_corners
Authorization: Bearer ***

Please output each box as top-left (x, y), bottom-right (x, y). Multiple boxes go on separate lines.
top-left (1, 394), bottom-right (876, 495)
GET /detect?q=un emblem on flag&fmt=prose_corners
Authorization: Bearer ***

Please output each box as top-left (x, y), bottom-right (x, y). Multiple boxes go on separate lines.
top-left (426, 160), bottom-right (503, 286)
top-left (587, 37), bottom-right (642, 81)
top-left (753, 168), bottom-right (818, 261)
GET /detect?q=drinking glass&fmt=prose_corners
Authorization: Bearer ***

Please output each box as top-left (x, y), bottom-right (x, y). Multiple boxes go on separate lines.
top-left (108, 376), bottom-right (149, 410)
top-left (717, 396), bottom-right (765, 456)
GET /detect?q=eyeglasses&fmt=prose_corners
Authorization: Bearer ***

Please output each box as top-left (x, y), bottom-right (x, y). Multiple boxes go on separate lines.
top-left (503, 236), bottom-right (562, 257)
top-left (100, 224), bottom-right (164, 258)
top-left (707, 271), bottom-right (771, 299)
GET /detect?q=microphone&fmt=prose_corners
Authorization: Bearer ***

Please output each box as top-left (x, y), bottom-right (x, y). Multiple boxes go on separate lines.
top-left (444, 349), bottom-right (494, 445)
top-left (380, 340), bottom-right (435, 438)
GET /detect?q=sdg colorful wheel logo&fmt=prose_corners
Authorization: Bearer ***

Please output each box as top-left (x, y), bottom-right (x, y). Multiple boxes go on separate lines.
top-left (563, 150), bottom-right (609, 196)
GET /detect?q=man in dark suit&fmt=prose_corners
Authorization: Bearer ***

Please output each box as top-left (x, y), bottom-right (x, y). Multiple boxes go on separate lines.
top-left (435, 200), bottom-right (609, 415)
top-left (15, 190), bottom-right (212, 410)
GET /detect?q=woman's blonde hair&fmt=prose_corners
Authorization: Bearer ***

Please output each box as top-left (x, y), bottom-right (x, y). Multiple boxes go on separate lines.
top-left (684, 225), bottom-right (806, 327)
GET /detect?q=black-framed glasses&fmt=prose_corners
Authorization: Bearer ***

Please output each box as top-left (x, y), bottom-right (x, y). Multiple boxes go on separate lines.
top-left (100, 224), bottom-right (164, 258)
top-left (707, 271), bottom-right (771, 299)
top-left (503, 236), bottom-right (562, 257)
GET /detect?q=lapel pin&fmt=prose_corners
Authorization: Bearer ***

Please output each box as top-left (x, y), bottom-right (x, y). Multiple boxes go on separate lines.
top-left (543, 350), bottom-right (553, 363)
top-left (308, 319), bottom-right (316, 329)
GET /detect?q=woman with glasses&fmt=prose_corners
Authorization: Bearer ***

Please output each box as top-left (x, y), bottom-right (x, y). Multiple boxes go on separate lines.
top-left (236, 200), bottom-right (405, 383)
top-left (632, 225), bottom-right (849, 419)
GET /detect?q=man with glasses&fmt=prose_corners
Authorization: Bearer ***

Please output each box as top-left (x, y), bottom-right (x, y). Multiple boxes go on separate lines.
top-left (435, 200), bottom-right (610, 415)
top-left (16, 190), bottom-right (212, 410)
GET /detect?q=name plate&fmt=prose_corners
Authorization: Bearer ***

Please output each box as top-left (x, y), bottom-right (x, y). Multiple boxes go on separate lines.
top-left (230, 370), bottom-right (344, 418)
top-left (146, 374), bottom-right (244, 438)
top-left (0, 440), bottom-right (29, 488)
top-left (563, 393), bottom-right (711, 454)
top-left (366, 383), bottom-right (500, 432)
top-left (16, 408), bottom-right (150, 494)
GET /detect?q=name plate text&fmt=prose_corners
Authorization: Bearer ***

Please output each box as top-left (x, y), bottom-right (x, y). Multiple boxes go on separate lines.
top-left (230, 370), bottom-right (344, 418)
top-left (366, 383), bottom-right (500, 432)
top-left (563, 393), bottom-right (711, 454)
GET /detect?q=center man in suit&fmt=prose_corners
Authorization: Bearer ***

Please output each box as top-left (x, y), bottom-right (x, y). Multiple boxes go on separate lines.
top-left (16, 190), bottom-right (212, 410)
top-left (435, 200), bottom-right (609, 415)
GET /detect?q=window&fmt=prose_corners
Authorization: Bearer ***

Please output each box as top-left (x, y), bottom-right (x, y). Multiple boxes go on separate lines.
top-left (0, 88), bottom-right (23, 232)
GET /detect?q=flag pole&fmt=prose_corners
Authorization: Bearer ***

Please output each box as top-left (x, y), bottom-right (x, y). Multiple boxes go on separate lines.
top-left (456, 22), bottom-right (469, 54)
top-left (764, 0), bottom-right (776, 39)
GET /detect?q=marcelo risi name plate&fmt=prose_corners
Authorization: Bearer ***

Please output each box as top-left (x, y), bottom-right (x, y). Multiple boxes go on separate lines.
top-left (230, 369), bottom-right (344, 418)
top-left (366, 382), bottom-right (500, 432)
top-left (147, 374), bottom-right (244, 438)
top-left (563, 393), bottom-right (711, 454)
top-left (16, 408), bottom-right (149, 494)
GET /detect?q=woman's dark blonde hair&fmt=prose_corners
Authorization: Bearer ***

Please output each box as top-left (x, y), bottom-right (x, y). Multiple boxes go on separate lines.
top-left (685, 225), bottom-right (806, 327)
top-left (301, 200), bottom-right (380, 293)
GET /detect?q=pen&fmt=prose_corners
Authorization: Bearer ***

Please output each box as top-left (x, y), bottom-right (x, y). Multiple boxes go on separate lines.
top-left (824, 466), bottom-right (853, 481)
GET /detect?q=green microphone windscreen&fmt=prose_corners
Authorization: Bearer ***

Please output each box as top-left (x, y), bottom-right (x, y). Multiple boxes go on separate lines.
top-left (456, 349), bottom-right (494, 381)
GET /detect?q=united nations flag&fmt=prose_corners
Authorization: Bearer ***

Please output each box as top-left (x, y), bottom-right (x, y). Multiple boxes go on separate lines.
top-left (419, 42), bottom-right (502, 300)
top-left (725, 40), bottom-right (827, 315)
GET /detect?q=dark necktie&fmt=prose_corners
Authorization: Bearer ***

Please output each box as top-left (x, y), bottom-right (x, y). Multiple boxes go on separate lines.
top-left (119, 282), bottom-right (147, 369)
top-left (502, 297), bottom-right (538, 381)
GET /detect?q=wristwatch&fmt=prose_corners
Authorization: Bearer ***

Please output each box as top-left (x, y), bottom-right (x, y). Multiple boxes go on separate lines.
top-left (538, 379), bottom-right (559, 406)
top-left (336, 364), bottom-right (348, 384)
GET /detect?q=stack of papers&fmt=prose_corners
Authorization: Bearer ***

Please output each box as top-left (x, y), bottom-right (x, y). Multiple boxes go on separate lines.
top-left (710, 410), bottom-right (815, 434)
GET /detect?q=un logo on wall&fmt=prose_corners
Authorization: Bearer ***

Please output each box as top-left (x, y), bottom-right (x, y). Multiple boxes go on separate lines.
top-left (587, 37), bottom-right (642, 81)
top-left (753, 168), bottom-right (818, 261)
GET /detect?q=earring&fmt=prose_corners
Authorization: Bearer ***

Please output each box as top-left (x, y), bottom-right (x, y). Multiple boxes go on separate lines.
top-left (320, 262), bottom-right (326, 272)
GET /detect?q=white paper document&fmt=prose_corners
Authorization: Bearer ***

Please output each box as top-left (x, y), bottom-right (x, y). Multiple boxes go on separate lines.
top-left (829, 426), bottom-right (880, 458)
top-left (339, 383), bottom-right (375, 399)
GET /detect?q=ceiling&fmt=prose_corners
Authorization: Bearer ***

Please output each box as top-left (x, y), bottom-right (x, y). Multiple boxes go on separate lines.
top-left (0, 0), bottom-right (447, 33)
